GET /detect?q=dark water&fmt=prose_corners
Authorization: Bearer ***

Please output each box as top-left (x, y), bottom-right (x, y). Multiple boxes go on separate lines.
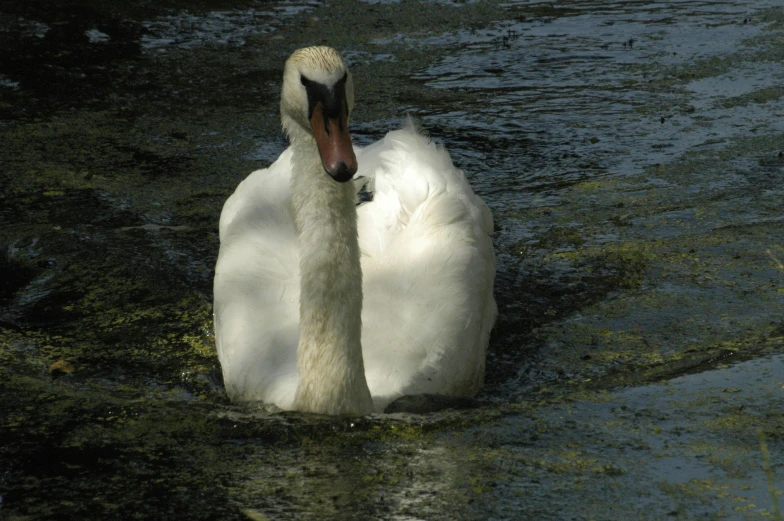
top-left (1, 1), bottom-right (783, 519)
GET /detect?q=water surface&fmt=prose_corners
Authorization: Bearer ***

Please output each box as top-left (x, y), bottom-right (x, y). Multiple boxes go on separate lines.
top-left (1, 0), bottom-right (783, 519)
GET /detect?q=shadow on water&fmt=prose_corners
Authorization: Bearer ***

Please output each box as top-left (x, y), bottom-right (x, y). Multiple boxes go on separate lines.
top-left (0, 3), bottom-right (144, 117)
top-left (2, 0), bottom-right (784, 519)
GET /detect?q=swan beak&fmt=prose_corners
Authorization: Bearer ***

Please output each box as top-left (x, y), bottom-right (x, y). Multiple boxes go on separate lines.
top-left (310, 102), bottom-right (357, 183)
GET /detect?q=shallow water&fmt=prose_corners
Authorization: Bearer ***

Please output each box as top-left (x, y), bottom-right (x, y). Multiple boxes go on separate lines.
top-left (1, 0), bottom-right (783, 519)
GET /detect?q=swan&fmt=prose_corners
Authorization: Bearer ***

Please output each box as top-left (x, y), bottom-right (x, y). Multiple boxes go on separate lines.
top-left (213, 46), bottom-right (496, 415)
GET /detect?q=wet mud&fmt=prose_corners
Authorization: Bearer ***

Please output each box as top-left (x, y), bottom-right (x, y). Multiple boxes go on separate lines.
top-left (1, 1), bottom-right (783, 519)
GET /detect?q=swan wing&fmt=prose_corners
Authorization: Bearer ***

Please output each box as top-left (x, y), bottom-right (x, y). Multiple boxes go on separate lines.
top-left (213, 148), bottom-right (300, 408)
top-left (356, 124), bottom-right (497, 410)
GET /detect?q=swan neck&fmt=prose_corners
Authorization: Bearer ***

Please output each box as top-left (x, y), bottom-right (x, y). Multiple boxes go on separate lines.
top-left (289, 130), bottom-right (374, 415)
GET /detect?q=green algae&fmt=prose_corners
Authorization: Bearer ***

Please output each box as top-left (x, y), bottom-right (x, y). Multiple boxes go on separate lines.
top-left (722, 86), bottom-right (784, 108)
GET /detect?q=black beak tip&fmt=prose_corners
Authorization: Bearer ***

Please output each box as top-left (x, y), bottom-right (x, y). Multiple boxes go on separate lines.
top-left (326, 161), bottom-right (357, 183)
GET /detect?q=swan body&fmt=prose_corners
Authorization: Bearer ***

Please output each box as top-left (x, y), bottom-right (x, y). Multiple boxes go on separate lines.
top-left (213, 46), bottom-right (496, 414)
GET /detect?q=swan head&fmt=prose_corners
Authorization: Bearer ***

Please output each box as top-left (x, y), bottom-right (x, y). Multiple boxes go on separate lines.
top-left (281, 46), bottom-right (357, 183)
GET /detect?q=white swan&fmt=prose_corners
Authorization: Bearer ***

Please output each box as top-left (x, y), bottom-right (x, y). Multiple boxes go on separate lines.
top-left (213, 46), bottom-right (496, 415)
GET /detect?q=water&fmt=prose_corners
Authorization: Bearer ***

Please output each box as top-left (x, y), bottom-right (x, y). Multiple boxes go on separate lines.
top-left (1, 1), bottom-right (783, 519)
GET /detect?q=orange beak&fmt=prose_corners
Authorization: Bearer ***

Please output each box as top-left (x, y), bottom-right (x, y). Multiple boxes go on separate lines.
top-left (310, 101), bottom-right (357, 183)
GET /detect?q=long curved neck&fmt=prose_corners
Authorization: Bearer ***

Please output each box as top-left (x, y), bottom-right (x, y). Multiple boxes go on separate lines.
top-left (288, 126), bottom-right (374, 415)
